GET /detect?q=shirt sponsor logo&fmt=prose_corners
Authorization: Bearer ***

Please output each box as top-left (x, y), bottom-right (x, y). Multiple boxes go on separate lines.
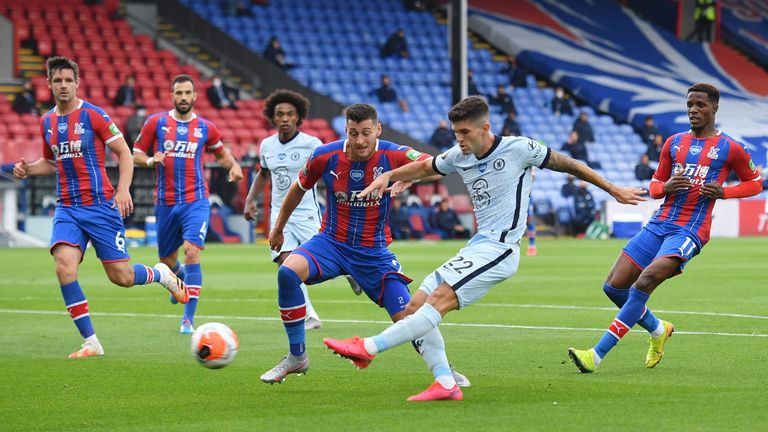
top-left (52, 140), bottom-right (83, 160)
top-left (164, 140), bottom-right (199, 158)
top-left (673, 162), bottom-right (710, 186)
top-left (350, 169), bottom-right (364, 181)
top-left (334, 190), bottom-right (379, 207)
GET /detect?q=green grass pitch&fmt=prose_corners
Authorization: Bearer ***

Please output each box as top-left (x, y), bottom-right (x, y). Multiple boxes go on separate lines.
top-left (1, 238), bottom-right (766, 431)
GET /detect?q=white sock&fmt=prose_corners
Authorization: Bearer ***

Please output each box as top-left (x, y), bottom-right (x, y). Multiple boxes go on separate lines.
top-left (650, 320), bottom-right (665, 338)
top-left (299, 283), bottom-right (319, 320)
top-left (419, 328), bottom-right (455, 389)
top-left (85, 334), bottom-right (100, 345)
top-left (367, 303), bottom-right (443, 354)
top-left (590, 348), bottom-right (602, 366)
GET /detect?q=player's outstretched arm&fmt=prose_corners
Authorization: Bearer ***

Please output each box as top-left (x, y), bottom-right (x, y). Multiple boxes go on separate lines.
top-left (543, 150), bottom-right (646, 205)
top-left (108, 137), bottom-right (135, 218)
top-left (12, 157), bottom-right (55, 179)
top-left (244, 168), bottom-right (269, 221)
top-left (268, 181), bottom-right (306, 252)
top-left (359, 158), bottom-right (436, 199)
top-left (215, 149), bottom-right (244, 183)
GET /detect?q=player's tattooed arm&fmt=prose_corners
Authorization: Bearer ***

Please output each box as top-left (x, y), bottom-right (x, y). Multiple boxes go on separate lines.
top-left (544, 150), bottom-right (646, 205)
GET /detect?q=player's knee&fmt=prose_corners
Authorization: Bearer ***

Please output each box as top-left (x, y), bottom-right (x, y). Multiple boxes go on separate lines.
top-left (404, 301), bottom-right (420, 316)
top-left (277, 265), bottom-right (302, 292)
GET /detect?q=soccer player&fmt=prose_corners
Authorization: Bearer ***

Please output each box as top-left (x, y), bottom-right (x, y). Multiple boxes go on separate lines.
top-left (259, 104), bottom-right (468, 388)
top-left (243, 90), bottom-right (362, 331)
top-left (11, 57), bottom-right (188, 358)
top-left (133, 74), bottom-right (243, 334)
top-left (567, 83), bottom-right (763, 373)
top-left (323, 96), bottom-right (645, 400)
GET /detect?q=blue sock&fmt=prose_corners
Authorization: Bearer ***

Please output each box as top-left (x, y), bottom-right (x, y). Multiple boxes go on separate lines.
top-left (277, 266), bottom-right (306, 357)
top-left (61, 281), bottom-right (95, 338)
top-left (603, 283), bottom-right (660, 333)
top-left (183, 263), bottom-right (201, 323)
top-left (594, 287), bottom-right (651, 358)
top-left (132, 264), bottom-right (161, 285)
top-left (527, 223), bottom-right (536, 246)
top-left (172, 260), bottom-right (186, 281)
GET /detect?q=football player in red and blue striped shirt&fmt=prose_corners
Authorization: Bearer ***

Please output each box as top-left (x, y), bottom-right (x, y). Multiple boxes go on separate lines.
top-left (12, 57), bottom-right (189, 359)
top-left (259, 104), bottom-right (462, 385)
top-left (133, 74), bottom-right (243, 334)
top-left (568, 83), bottom-right (763, 373)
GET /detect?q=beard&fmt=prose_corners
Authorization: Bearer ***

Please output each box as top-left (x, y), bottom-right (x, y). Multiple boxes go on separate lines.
top-left (175, 101), bottom-right (193, 114)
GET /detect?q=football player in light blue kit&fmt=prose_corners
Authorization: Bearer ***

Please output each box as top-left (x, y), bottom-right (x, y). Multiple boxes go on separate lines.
top-left (324, 96), bottom-right (646, 401)
top-left (244, 90), bottom-right (362, 330)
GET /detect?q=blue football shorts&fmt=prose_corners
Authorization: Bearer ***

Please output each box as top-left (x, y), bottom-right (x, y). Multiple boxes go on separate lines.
top-left (622, 220), bottom-right (702, 273)
top-left (155, 199), bottom-right (210, 258)
top-left (293, 233), bottom-right (412, 316)
top-left (50, 201), bottom-right (130, 262)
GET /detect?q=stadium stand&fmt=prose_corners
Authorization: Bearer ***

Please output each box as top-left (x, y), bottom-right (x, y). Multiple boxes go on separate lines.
top-left (0, 0), bottom-right (338, 165)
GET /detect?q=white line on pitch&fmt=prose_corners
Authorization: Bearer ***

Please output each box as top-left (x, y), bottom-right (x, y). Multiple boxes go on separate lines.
top-left (2, 296), bottom-right (766, 320)
top-left (0, 308), bottom-right (765, 338)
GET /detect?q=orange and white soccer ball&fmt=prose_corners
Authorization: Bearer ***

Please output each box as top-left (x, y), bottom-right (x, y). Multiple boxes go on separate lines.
top-left (190, 322), bottom-right (239, 369)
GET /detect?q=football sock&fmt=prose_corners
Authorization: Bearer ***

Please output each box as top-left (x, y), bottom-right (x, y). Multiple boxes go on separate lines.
top-left (299, 283), bottom-right (318, 320)
top-left (416, 328), bottom-right (455, 389)
top-left (172, 261), bottom-right (186, 281)
top-left (603, 283), bottom-right (660, 333)
top-left (61, 281), bottom-right (95, 338)
top-left (277, 265), bottom-right (306, 356)
top-left (527, 223), bottom-right (536, 246)
top-left (367, 303), bottom-right (442, 355)
top-left (183, 263), bottom-right (202, 323)
top-left (132, 264), bottom-right (161, 285)
top-left (594, 287), bottom-right (650, 358)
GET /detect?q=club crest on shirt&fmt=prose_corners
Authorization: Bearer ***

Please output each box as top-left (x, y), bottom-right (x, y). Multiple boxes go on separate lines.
top-left (74, 123), bottom-right (85, 135)
top-left (373, 166), bottom-right (384, 179)
top-left (493, 158), bottom-right (505, 171)
top-left (707, 147), bottom-right (719, 160)
top-left (350, 169), bottom-right (364, 181)
top-left (193, 128), bottom-right (203, 138)
top-left (689, 145), bottom-right (702, 156)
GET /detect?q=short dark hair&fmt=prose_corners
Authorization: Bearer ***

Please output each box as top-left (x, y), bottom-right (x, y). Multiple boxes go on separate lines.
top-left (172, 74), bottom-right (195, 90)
top-left (346, 104), bottom-right (378, 124)
top-left (263, 89), bottom-right (309, 127)
top-left (448, 95), bottom-right (489, 124)
top-left (687, 83), bottom-right (719, 105)
top-left (46, 56), bottom-right (79, 80)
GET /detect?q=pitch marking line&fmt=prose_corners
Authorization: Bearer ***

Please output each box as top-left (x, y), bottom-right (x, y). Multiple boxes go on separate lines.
top-left (2, 297), bottom-right (767, 321)
top-left (0, 308), bottom-right (765, 338)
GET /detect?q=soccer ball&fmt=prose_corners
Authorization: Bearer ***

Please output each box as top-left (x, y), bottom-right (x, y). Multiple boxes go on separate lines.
top-left (190, 322), bottom-right (239, 369)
